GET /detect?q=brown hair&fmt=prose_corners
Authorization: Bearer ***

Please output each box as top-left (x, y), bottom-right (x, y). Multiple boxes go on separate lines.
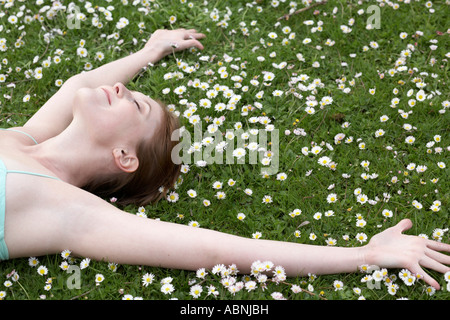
top-left (83, 101), bottom-right (181, 206)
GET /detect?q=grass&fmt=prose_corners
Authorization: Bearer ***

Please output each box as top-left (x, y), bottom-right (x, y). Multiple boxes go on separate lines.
top-left (0, 0), bottom-right (449, 301)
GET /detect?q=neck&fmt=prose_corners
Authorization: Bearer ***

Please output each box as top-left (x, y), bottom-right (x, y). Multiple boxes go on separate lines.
top-left (26, 123), bottom-right (116, 188)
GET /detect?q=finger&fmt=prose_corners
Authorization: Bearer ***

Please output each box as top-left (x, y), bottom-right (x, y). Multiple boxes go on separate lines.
top-left (425, 248), bottom-right (450, 267)
top-left (425, 249), bottom-right (450, 273)
top-left (184, 32), bottom-right (206, 40)
top-left (177, 39), bottom-right (204, 51)
top-left (186, 28), bottom-right (204, 36)
top-left (192, 32), bottom-right (206, 39)
top-left (421, 255), bottom-right (450, 276)
top-left (409, 264), bottom-right (440, 290)
top-left (426, 239), bottom-right (450, 253)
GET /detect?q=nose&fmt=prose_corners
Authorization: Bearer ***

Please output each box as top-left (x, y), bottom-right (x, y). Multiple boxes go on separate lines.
top-left (113, 82), bottom-right (131, 98)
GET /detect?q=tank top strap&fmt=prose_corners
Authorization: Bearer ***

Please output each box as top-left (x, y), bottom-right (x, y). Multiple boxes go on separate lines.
top-left (0, 128), bottom-right (38, 145)
top-left (6, 169), bottom-right (61, 181)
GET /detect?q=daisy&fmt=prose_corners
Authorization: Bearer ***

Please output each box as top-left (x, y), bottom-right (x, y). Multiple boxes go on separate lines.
top-left (268, 32), bottom-right (277, 39)
top-left (369, 41), bottom-right (379, 49)
top-left (28, 257), bottom-right (39, 267)
top-left (262, 195), bottom-right (272, 204)
top-left (167, 191), bottom-right (179, 203)
top-left (95, 274), bottom-right (105, 285)
top-left (437, 162), bottom-right (446, 169)
top-left (263, 72), bottom-right (275, 82)
top-left (310, 146), bottom-right (322, 155)
top-left (106, 262), bottom-right (117, 272)
top-left (212, 264), bottom-right (226, 275)
top-left (216, 191), bottom-right (226, 200)
top-left (168, 15), bottom-right (177, 24)
top-left (382, 209), bottom-right (393, 218)
top-left (233, 148), bottom-right (246, 159)
top-left (372, 270), bottom-right (384, 282)
top-left (403, 274), bottom-right (416, 286)
top-left (276, 172), bottom-right (287, 181)
top-left (187, 189), bottom-right (197, 198)
top-left (412, 200), bottom-right (423, 209)
top-left (399, 32), bottom-right (408, 39)
top-left (76, 47), bottom-right (88, 57)
top-left (442, 271), bottom-right (450, 283)
top-left (326, 238), bottom-right (337, 246)
top-left (356, 194), bottom-right (368, 204)
top-left (356, 233), bottom-right (367, 244)
top-left (425, 286), bottom-right (436, 296)
top-left (37, 266), bottom-right (48, 276)
top-left (190, 284), bottom-right (203, 298)
top-left (80, 258), bottom-right (90, 269)
top-left (188, 221), bottom-right (200, 228)
top-left (142, 273), bottom-right (155, 287)
top-left (201, 284), bottom-right (217, 297)
top-left (212, 181), bottom-right (223, 189)
top-left (333, 280), bottom-right (344, 291)
top-left (237, 213), bottom-right (246, 221)
top-left (356, 219), bottom-right (366, 228)
top-left (252, 232), bottom-right (262, 239)
top-left (196, 268), bottom-right (207, 279)
top-left (416, 90), bottom-right (426, 101)
top-left (387, 283), bottom-right (399, 295)
top-left (313, 212), bottom-right (322, 220)
top-left (290, 209), bottom-right (302, 217)
top-left (244, 281), bottom-right (257, 292)
top-left (326, 193), bottom-right (337, 203)
top-left (8, 15), bottom-right (18, 24)
top-left (318, 156), bottom-right (332, 167)
top-left (161, 283), bottom-right (175, 295)
top-left (432, 228), bottom-right (445, 241)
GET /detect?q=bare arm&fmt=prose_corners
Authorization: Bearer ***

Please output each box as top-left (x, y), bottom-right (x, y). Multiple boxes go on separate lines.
top-left (6, 177), bottom-right (449, 289)
top-left (62, 198), bottom-right (450, 290)
top-left (21, 29), bottom-right (205, 142)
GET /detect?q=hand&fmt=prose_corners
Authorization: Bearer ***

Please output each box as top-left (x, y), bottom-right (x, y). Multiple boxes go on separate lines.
top-left (363, 219), bottom-right (450, 289)
top-left (144, 28), bottom-right (206, 60)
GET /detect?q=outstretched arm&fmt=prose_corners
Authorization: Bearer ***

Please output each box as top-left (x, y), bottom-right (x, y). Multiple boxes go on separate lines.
top-left (22, 28), bottom-right (205, 142)
top-left (61, 196), bottom-right (450, 290)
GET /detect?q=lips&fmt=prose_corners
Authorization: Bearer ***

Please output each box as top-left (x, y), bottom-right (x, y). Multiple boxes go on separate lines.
top-left (102, 88), bottom-right (111, 105)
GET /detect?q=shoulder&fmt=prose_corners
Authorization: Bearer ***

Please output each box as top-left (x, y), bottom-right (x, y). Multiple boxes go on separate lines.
top-left (0, 127), bottom-right (40, 146)
top-left (8, 172), bottom-right (118, 218)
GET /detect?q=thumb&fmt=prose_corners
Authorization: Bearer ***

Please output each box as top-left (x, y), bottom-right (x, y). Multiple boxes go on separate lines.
top-left (394, 218), bottom-right (413, 233)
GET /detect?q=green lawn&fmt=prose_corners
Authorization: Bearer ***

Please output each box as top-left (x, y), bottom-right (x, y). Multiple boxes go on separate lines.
top-left (0, 0), bottom-right (448, 300)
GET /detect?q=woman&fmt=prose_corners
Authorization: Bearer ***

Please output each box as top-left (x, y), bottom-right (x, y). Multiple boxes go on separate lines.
top-left (1, 29), bottom-right (449, 290)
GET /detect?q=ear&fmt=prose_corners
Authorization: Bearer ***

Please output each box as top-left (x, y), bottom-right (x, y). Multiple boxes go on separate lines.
top-left (112, 148), bottom-right (139, 173)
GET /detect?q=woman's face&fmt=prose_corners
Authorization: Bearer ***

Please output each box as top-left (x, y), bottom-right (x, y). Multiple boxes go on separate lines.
top-left (73, 82), bottom-right (163, 150)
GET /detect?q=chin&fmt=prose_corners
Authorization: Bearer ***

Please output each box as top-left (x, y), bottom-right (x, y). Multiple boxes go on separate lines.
top-left (72, 88), bottom-right (112, 130)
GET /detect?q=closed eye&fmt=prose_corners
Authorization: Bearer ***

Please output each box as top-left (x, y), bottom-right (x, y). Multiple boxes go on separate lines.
top-left (134, 99), bottom-right (141, 110)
